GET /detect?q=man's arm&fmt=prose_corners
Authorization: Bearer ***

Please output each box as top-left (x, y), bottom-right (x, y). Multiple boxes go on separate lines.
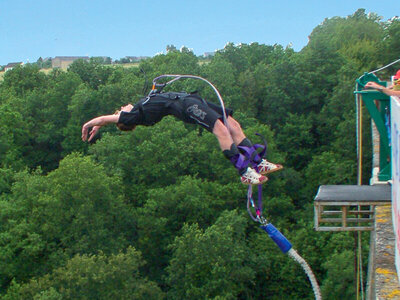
top-left (82, 114), bottom-right (120, 142)
top-left (365, 81), bottom-right (400, 97)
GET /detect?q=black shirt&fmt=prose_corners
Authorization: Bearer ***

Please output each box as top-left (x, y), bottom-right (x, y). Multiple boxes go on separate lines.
top-left (118, 92), bottom-right (233, 132)
top-left (118, 95), bottom-right (182, 126)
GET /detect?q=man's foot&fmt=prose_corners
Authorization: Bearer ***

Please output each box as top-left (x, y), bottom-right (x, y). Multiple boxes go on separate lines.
top-left (256, 159), bottom-right (283, 175)
top-left (241, 167), bottom-right (268, 185)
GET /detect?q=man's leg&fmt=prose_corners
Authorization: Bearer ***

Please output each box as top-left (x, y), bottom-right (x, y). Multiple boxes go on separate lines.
top-left (226, 116), bottom-right (283, 175)
top-left (212, 119), bottom-right (267, 185)
top-left (212, 119), bottom-right (235, 151)
top-left (226, 116), bottom-right (246, 145)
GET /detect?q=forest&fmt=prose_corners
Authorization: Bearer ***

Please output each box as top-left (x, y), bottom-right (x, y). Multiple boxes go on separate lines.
top-left (0, 9), bottom-right (400, 300)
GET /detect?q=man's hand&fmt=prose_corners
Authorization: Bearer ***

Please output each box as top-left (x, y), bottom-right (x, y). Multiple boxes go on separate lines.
top-left (82, 124), bottom-right (101, 142)
top-left (88, 126), bottom-right (101, 142)
top-left (365, 81), bottom-right (382, 90)
top-left (81, 114), bottom-right (120, 142)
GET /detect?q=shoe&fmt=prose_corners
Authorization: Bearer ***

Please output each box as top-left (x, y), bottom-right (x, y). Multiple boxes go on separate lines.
top-left (241, 167), bottom-right (268, 185)
top-left (256, 159), bottom-right (283, 175)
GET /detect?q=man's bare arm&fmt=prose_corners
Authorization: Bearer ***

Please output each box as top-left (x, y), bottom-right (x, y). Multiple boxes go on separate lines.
top-left (82, 114), bottom-right (120, 142)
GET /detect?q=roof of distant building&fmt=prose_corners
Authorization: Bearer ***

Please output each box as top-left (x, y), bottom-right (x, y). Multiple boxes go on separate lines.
top-left (53, 56), bottom-right (89, 60)
top-left (5, 62), bottom-right (23, 68)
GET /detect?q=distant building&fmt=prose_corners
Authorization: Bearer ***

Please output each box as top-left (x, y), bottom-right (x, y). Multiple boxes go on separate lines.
top-left (52, 56), bottom-right (89, 69)
top-left (4, 62), bottom-right (23, 71)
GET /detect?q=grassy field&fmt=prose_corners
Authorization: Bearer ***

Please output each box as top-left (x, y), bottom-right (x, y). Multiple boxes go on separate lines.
top-left (121, 62), bottom-right (140, 68)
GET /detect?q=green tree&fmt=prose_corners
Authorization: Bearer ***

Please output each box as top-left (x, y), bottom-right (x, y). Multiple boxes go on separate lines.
top-left (166, 44), bottom-right (178, 53)
top-left (3, 247), bottom-right (164, 300)
top-left (276, 112), bottom-right (315, 171)
top-left (166, 210), bottom-right (254, 299)
top-left (0, 103), bottom-right (28, 170)
top-left (215, 42), bottom-right (249, 74)
top-left (321, 250), bottom-right (355, 299)
top-left (150, 50), bottom-right (200, 76)
top-left (377, 17), bottom-right (400, 77)
top-left (200, 55), bottom-right (237, 104)
top-left (2, 64), bottom-right (47, 96)
top-left (68, 59), bottom-right (113, 90)
top-left (304, 151), bottom-right (356, 198)
top-left (0, 154), bottom-right (132, 289)
top-left (135, 176), bottom-right (243, 282)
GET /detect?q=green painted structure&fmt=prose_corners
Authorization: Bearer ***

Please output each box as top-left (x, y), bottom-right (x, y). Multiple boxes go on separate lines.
top-left (355, 72), bottom-right (391, 181)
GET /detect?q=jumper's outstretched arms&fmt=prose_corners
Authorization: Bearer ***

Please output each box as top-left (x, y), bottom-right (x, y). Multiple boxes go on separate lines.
top-left (81, 114), bottom-right (120, 142)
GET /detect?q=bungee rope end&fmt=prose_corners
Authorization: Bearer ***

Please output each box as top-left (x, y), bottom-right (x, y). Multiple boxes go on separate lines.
top-left (260, 223), bottom-right (292, 254)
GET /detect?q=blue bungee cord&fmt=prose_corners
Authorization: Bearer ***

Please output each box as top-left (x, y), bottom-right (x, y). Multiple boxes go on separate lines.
top-left (246, 139), bottom-right (322, 300)
top-left (247, 188), bottom-right (322, 300)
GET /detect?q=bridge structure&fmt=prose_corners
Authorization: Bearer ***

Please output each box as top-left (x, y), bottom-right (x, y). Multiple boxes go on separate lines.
top-left (314, 72), bottom-right (400, 299)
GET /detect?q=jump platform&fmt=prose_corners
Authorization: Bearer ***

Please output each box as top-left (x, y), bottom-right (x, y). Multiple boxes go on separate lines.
top-left (314, 185), bottom-right (391, 231)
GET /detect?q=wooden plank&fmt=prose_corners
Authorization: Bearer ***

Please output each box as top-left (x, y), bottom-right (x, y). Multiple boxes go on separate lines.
top-left (320, 218), bottom-right (373, 223)
top-left (315, 226), bottom-right (374, 232)
top-left (322, 210), bottom-right (374, 215)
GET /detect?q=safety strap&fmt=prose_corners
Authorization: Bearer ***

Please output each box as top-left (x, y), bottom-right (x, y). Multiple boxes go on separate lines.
top-left (230, 152), bottom-right (250, 175)
top-left (241, 134), bottom-right (268, 223)
top-left (247, 185), bottom-right (264, 222)
top-left (137, 102), bottom-right (145, 123)
top-left (238, 143), bottom-right (266, 168)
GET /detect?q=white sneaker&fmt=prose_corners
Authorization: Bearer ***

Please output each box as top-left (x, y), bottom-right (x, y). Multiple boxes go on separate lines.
top-left (256, 159), bottom-right (283, 175)
top-left (241, 167), bottom-right (268, 185)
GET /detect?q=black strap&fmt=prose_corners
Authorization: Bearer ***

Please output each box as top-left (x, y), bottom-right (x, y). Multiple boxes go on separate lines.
top-left (137, 102), bottom-right (146, 123)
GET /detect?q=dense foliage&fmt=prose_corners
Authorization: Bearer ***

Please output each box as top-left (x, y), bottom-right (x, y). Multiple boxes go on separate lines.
top-left (0, 9), bottom-right (399, 299)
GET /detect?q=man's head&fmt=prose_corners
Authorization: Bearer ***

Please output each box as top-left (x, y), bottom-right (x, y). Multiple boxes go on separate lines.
top-left (116, 104), bottom-right (136, 131)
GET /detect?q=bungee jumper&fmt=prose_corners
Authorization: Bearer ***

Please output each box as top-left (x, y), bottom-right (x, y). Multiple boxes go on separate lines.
top-left (81, 74), bottom-right (321, 299)
top-left (81, 74), bottom-right (282, 185)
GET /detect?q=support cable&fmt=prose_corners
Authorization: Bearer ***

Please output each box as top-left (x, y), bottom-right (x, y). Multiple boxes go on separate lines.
top-left (369, 58), bottom-right (400, 75)
top-left (355, 90), bottom-right (364, 300)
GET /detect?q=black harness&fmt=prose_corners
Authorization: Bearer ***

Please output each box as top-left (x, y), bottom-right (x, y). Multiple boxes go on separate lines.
top-left (136, 91), bottom-right (206, 123)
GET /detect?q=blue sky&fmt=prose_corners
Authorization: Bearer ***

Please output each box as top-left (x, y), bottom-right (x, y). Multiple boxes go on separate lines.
top-left (0, 0), bottom-right (399, 66)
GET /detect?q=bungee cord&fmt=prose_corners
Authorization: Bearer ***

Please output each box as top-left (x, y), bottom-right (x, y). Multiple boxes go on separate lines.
top-left (149, 74), bottom-right (322, 299)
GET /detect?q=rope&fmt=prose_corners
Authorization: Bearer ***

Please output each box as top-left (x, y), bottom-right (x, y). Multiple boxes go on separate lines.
top-left (355, 87), bottom-right (364, 300)
top-left (359, 232), bottom-right (364, 300)
top-left (356, 93), bottom-right (363, 186)
top-left (355, 76), bottom-right (367, 300)
top-left (288, 249), bottom-right (322, 300)
top-left (369, 58), bottom-right (400, 74)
